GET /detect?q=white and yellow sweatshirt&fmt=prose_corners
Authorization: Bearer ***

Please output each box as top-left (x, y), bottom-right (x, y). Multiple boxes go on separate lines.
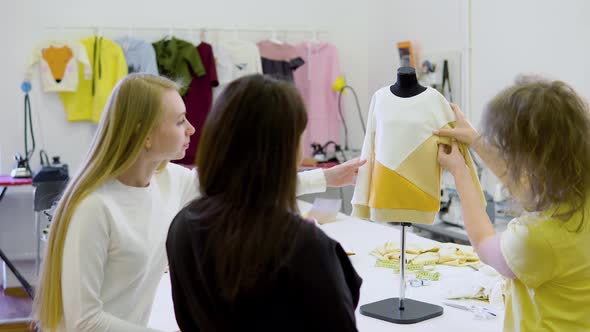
top-left (351, 86), bottom-right (484, 224)
top-left (25, 40), bottom-right (92, 92)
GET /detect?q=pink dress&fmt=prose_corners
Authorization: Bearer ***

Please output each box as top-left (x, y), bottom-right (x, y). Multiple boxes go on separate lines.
top-left (293, 42), bottom-right (342, 157)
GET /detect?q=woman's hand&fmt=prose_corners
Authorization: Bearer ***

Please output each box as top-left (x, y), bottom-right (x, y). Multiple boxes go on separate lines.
top-left (323, 158), bottom-right (367, 187)
top-left (437, 140), bottom-right (468, 176)
top-left (433, 103), bottom-right (480, 146)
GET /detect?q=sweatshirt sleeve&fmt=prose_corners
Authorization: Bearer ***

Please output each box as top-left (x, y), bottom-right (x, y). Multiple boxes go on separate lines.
top-left (61, 195), bottom-right (164, 332)
top-left (351, 92), bottom-right (377, 218)
top-left (296, 169), bottom-right (327, 196)
top-left (74, 41), bottom-right (92, 80)
top-left (142, 42), bottom-right (160, 76)
top-left (179, 165), bottom-right (325, 206)
top-left (24, 46), bottom-right (41, 81)
top-left (185, 46), bottom-right (205, 77)
top-left (114, 44), bottom-right (129, 81)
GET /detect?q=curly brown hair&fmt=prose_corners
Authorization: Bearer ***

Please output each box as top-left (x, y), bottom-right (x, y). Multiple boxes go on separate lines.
top-left (482, 76), bottom-right (590, 229)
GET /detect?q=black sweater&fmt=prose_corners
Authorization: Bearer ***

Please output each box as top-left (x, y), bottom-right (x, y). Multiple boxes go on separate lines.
top-left (166, 207), bottom-right (362, 332)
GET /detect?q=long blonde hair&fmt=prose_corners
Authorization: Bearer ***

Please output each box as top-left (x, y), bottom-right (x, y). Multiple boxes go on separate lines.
top-left (33, 74), bottom-right (180, 331)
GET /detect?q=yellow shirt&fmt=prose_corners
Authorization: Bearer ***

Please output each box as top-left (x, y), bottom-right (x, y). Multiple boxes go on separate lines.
top-left (501, 203), bottom-right (590, 331)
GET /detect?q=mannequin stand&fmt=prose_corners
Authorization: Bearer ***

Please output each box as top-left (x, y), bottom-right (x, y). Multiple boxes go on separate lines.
top-left (360, 222), bottom-right (443, 324)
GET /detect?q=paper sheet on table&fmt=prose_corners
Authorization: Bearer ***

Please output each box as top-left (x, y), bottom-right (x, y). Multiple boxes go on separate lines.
top-left (306, 198), bottom-right (342, 224)
top-left (440, 264), bottom-right (506, 308)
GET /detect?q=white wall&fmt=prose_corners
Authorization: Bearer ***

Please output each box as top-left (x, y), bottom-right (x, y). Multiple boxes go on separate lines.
top-left (0, 0), bottom-right (369, 259)
top-left (471, 0), bottom-right (590, 126)
top-left (368, 0), bottom-right (466, 108)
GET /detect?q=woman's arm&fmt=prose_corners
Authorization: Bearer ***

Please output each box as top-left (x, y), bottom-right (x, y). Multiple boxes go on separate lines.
top-left (438, 142), bottom-right (515, 278)
top-left (444, 149), bottom-right (496, 249)
top-left (180, 158), bottom-right (366, 203)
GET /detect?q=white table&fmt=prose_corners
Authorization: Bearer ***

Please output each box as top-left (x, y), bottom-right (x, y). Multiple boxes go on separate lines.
top-left (149, 202), bottom-right (503, 331)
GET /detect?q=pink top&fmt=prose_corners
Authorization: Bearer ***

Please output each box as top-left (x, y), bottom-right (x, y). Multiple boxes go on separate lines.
top-left (293, 42), bottom-right (342, 157)
top-left (256, 40), bottom-right (298, 60)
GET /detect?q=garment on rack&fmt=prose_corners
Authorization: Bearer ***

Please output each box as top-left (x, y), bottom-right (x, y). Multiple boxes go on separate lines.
top-left (175, 42), bottom-right (218, 166)
top-left (256, 40), bottom-right (304, 83)
top-left (212, 44), bottom-right (233, 86)
top-left (211, 43), bottom-right (234, 99)
top-left (351, 86), bottom-right (485, 224)
top-left (115, 36), bottom-right (159, 75)
top-left (26, 40), bottom-right (92, 92)
top-left (213, 40), bottom-right (263, 99)
top-left (218, 40), bottom-right (263, 78)
top-left (152, 37), bottom-right (205, 95)
top-left (292, 41), bottom-right (341, 157)
top-left (58, 36), bottom-right (127, 123)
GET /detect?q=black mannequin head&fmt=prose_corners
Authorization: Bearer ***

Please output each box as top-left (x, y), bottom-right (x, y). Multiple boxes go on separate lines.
top-left (390, 66), bottom-right (427, 98)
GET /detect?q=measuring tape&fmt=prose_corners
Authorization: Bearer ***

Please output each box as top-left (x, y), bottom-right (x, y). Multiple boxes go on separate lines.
top-left (375, 259), bottom-right (440, 281)
top-left (375, 259), bottom-right (437, 270)
top-left (415, 271), bottom-right (441, 281)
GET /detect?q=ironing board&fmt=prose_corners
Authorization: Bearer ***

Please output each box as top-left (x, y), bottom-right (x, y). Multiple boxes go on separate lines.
top-left (0, 175), bottom-right (34, 298)
top-left (0, 175), bottom-right (32, 202)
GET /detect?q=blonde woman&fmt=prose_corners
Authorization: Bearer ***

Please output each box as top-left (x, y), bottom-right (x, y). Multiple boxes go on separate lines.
top-left (34, 73), bottom-right (365, 332)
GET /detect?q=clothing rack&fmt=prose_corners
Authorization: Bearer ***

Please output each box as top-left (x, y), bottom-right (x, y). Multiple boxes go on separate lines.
top-left (44, 25), bottom-right (327, 36)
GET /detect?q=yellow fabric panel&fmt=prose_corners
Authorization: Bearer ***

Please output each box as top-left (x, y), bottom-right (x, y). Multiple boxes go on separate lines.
top-left (369, 161), bottom-right (439, 211)
top-left (351, 204), bottom-right (370, 220)
top-left (395, 122), bottom-right (485, 205)
top-left (352, 204), bottom-right (437, 224)
top-left (395, 134), bottom-right (442, 199)
top-left (372, 207), bottom-right (436, 224)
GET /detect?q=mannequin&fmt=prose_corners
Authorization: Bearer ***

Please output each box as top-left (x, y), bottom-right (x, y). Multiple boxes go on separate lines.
top-left (359, 65), bottom-right (444, 324)
top-left (390, 66), bottom-right (427, 98)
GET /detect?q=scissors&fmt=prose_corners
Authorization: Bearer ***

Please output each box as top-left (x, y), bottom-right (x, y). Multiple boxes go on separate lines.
top-left (442, 301), bottom-right (497, 320)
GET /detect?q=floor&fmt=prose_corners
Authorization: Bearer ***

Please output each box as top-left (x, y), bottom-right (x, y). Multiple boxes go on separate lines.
top-left (0, 287), bottom-right (31, 331)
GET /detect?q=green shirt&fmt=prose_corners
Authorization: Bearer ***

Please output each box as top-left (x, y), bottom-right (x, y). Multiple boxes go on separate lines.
top-left (152, 37), bottom-right (205, 95)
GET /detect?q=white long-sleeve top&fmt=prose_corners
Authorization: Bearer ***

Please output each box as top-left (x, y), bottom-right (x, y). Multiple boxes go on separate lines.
top-left (58, 163), bottom-right (326, 332)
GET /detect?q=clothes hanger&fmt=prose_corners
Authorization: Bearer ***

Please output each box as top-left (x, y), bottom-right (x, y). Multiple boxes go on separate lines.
top-left (164, 26), bottom-right (173, 41)
top-left (127, 25), bottom-right (134, 39)
top-left (311, 30), bottom-right (319, 43)
top-left (200, 28), bottom-right (207, 43)
top-left (268, 29), bottom-right (283, 45)
top-left (189, 26), bottom-right (201, 45)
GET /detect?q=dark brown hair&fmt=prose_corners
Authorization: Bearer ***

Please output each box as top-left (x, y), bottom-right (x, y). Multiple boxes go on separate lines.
top-left (482, 75), bottom-right (590, 229)
top-left (193, 74), bottom-right (308, 299)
